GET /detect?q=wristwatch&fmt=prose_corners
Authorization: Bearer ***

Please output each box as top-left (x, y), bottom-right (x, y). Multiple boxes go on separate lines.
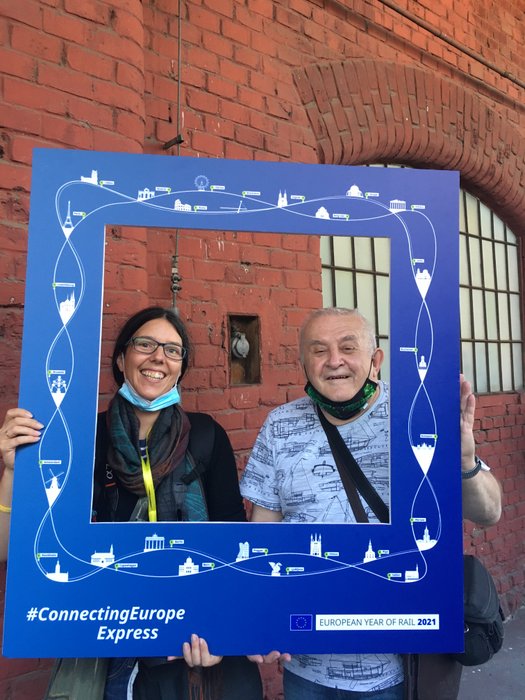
top-left (461, 456), bottom-right (483, 480)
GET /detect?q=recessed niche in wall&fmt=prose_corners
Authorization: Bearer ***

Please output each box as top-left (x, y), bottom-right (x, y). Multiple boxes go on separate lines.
top-left (228, 315), bottom-right (260, 385)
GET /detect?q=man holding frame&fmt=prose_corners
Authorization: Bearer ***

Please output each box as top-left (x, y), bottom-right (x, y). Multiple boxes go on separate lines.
top-left (242, 307), bottom-right (502, 699)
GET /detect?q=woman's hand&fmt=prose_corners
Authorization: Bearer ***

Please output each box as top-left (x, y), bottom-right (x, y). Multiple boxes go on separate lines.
top-left (179, 634), bottom-right (223, 667)
top-left (0, 408), bottom-right (43, 472)
top-left (0, 408), bottom-right (42, 561)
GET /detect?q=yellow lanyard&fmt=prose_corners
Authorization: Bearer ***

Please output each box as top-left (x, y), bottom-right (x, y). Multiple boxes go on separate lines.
top-left (140, 446), bottom-right (157, 522)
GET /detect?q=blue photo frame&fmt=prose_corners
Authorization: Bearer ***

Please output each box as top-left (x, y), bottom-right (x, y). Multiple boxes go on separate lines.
top-left (3, 149), bottom-right (462, 658)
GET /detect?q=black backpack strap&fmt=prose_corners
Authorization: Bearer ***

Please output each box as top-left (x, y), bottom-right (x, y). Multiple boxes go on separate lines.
top-left (92, 411), bottom-right (119, 521)
top-left (182, 412), bottom-right (216, 484)
top-left (317, 406), bottom-right (390, 524)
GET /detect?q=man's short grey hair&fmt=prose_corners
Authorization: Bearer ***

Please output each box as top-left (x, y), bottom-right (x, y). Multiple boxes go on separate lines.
top-left (299, 307), bottom-right (377, 360)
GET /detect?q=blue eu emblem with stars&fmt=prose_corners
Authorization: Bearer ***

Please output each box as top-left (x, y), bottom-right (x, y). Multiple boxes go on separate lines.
top-left (290, 614), bottom-right (313, 631)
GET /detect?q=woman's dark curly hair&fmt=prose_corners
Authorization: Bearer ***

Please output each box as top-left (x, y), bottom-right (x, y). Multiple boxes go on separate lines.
top-left (111, 307), bottom-right (191, 387)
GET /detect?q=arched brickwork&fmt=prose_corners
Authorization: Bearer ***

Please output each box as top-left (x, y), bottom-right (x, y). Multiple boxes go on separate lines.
top-left (293, 59), bottom-right (524, 236)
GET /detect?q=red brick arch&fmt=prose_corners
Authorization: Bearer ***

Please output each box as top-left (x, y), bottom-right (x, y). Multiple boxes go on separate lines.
top-left (293, 59), bottom-right (524, 236)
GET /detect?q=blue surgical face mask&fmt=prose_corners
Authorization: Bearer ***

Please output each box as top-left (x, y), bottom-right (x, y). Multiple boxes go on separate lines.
top-left (118, 380), bottom-right (181, 412)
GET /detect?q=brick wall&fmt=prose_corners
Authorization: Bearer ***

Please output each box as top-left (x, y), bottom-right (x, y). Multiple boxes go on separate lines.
top-left (0, 1), bottom-right (523, 697)
top-left (464, 392), bottom-right (525, 614)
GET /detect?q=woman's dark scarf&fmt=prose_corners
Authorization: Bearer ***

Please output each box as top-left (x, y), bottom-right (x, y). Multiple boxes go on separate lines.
top-left (105, 395), bottom-right (224, 700)
top-left (106, 393), bottom-right (190, 495)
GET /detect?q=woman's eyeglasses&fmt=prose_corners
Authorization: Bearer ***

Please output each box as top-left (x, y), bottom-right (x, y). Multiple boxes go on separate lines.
top-left (128, 336), bottom-right (186, 361)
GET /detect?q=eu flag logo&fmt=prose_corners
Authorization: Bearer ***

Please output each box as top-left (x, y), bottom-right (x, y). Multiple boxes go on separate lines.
top-left (290, 614), bottom-right (313, 631)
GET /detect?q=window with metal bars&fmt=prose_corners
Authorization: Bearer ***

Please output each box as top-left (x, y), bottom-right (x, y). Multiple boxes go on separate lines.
top-left (321, 186), bottom-right (522, 393)
top-left (459, 191), bottom-right (522, 393)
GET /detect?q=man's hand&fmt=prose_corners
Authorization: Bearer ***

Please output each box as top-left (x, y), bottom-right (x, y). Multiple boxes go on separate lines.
top-left (460, 375), bottom-right (477, 473)
top-left (459, 375), bottom-right (502, 525)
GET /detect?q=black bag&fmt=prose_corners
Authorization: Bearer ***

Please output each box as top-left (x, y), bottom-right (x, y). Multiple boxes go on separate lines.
top-left (45, 658), bottom-right (109, 699)
top-left (451, 554), bottom-right (504, 666)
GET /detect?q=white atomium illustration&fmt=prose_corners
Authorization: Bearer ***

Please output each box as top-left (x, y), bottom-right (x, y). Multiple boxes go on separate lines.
top-left (49, 374), bottom-right (68, 408)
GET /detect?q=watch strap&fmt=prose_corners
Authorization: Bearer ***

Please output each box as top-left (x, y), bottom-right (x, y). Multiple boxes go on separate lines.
top-left (461, 456), bottom-right (483, 480)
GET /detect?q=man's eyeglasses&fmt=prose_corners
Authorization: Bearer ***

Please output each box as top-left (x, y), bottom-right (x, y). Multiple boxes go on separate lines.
top-left (128, 336), bottom-right (187, 361)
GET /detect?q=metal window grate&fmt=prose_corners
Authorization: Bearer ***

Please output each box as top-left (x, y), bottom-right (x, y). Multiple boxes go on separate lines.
top-left (459, 191), bottom-right (522, 393)
top-left (321, 234), bottom-right (391, 381)
top-left (321, 180), bottom-right (522, 393)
